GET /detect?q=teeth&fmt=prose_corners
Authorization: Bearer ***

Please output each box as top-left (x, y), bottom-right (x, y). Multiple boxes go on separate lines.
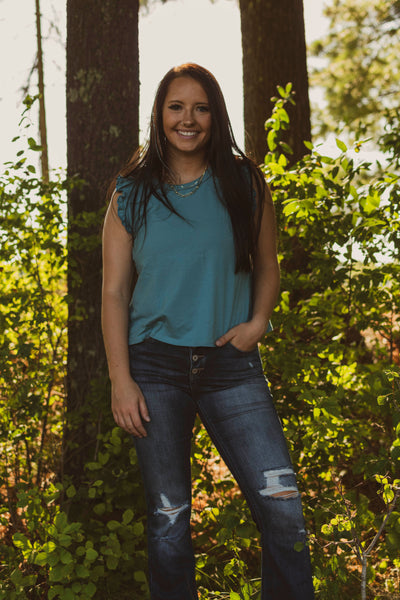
top-left (178, 130), bottom-right (197, 137)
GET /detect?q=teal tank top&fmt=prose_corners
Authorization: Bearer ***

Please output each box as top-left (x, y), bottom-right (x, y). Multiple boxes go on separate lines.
top-left (116, 171), bottom-right (254, 347)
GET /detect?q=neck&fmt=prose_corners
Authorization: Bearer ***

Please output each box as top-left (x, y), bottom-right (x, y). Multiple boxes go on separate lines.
top-left (165, 151), bottom-right (208, 185)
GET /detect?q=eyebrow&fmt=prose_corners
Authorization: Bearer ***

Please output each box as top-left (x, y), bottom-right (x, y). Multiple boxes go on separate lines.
top-left (167, 100), bottom-right (209, 105)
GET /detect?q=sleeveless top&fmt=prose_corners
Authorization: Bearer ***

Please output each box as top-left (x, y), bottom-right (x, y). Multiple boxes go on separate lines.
top-left (116, 170), bottom-right (256, 347)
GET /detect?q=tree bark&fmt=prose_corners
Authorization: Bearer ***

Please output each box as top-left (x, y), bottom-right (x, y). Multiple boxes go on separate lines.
top-left (239, 0), bottom-right (311, 165)
top-left (35, 0), bottom-right (49, 182)
top-left (66, 0), bottom-right (139, 484)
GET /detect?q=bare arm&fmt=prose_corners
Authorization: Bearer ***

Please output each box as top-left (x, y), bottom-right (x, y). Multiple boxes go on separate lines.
top-left (215, 182), bottom-right (280, 350)
top-left (102, 193), bottom-right (150, 436)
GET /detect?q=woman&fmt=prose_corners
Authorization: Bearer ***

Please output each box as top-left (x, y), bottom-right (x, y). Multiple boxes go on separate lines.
top-left (102, 63), bottom-right (314, 600)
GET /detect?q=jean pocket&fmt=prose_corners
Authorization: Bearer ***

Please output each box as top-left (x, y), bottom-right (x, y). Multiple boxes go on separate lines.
top-left (226, 341), bottom-right (258, 355)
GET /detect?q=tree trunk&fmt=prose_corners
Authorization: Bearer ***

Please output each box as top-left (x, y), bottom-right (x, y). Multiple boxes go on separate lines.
top-left (35, 0), bottom-right (49, 182)
top-left (239, 0), bottom-right (311, 165)
top-left (65, 0), bottom-right (139, 484)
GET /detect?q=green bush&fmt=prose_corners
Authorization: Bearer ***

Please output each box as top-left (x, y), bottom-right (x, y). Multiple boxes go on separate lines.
top-left (1, 92), bottom-right (400, 599)
top-left (261, 84), bottom-right (400, 599)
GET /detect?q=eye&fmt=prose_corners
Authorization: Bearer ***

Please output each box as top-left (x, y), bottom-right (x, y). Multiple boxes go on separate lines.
top-left (197, 105), bottom-right (210, 113)
top-left (168, 103), bottom-right (182, 111)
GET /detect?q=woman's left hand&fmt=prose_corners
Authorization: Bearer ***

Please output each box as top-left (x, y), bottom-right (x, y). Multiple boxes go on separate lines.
top-left (215, 319), bottom-right (266, 352)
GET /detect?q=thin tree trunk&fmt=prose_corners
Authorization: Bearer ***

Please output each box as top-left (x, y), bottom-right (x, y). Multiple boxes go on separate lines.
top-left (35, 0), bottom-right (49, 182)
top-left (65, 0), bottom-right (139, 486)
top-left (239, 0), bottom-right (311, 165)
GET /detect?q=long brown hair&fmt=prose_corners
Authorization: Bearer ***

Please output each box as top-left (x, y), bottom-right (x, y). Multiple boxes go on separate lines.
top-left (114, 63), bottom-right (266, 273)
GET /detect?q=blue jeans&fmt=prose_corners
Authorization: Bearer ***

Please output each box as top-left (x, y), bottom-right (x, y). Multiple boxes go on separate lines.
top-left (129, 338), bottom-right (314, 600)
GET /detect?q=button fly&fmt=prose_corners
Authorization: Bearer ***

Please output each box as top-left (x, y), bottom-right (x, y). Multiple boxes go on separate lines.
top-left (192, 368), bottom-right (199, 375)
top-left (192, 355), bottom-right (199, 362)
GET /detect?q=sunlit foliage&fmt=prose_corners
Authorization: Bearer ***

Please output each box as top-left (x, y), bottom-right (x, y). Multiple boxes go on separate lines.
top-left (311, 0), bottom-right (400, 141)
top-left (1, 93), bottom-right (400, 599)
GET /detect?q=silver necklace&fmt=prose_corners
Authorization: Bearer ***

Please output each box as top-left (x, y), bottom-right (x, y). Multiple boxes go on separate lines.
top-left (168, 166), bottom-right (207, 198)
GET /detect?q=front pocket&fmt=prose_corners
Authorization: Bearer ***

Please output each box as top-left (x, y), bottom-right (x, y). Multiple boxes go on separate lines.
top-left (226, 341), bottom-right (258, 355)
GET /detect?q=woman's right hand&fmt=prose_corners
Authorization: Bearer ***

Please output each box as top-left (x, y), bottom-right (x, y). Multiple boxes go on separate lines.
top-left (111, 378), bottom-right (151, 437)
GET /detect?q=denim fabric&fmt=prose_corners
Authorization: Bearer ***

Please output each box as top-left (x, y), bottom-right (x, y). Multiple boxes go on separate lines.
top-left (129, 338), bottom-right (314, 600)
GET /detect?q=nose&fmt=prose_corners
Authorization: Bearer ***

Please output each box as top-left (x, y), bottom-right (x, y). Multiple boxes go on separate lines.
top-left (181, 108), bottom-right (195, 126)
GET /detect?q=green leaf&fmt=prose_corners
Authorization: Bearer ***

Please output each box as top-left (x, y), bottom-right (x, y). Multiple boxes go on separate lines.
top-left (48, 552), bottom-right (61, 567)
top-left (59, 548), bottom-right (73, 564)
top-left (10, 569), bottom-right (25, 585)
top-left (58, 534), bottom-right (72, 548)
top-left (321, 524), bottom-right (331, 535)
top-left (133, 521), bottom-right (144, 536)
top-left (282, 200), bottom-right (300, 216)
top-left (106, 520), bottom-right (121, 531)
top-left (13, 532), bottom-right (31, 550)
top-left (134, 570), bottom-right (147, 583)
top-left (267, 129), bottom-right (277, 151)
top-left (106, 555), bottom-right (119, 570)
top-left (49, 564), bottom-right (69, 583)
top-left (33, 551), bottom-right (49, 567)
top-left (59, 588), bottom-right (75, 600)
top-left (122, 509), bottom-right (134, 525)
top-left (54, 512), bottom-right (68, 531)
top-left (27, 137), bottom-right (42, 152)
top-left (278, 152), bottom-right (288, 167)
top-left (66, 485), bottom-right (76, 498)
top-left (93, 502), bottom-right (106, 516)
top-left (277, 85), bottom-right (286, 97)
top-left (336, 138), bottom-right (348, 152)
top-left (85, 547), bottom-right (99, 562)
top-left (49, 585), bottom-right (63, 600)
top-left (361, 191), bottom-right (381, 213)
top-left (75, 564), bottom-right (90, 579)
top-left (280, 142), bottom-right (293, 154)
top-left (294, 541), bottom-right (305, 552)
top-left (83, 582), bottom-right (97, 598)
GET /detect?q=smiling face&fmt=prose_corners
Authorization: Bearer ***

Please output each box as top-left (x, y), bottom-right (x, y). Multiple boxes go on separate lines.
top-left (162, 76), bottom-right (212, 161)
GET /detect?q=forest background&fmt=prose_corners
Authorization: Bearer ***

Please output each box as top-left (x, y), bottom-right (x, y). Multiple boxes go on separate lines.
top-left (1, 0), bottom-right (400, 599)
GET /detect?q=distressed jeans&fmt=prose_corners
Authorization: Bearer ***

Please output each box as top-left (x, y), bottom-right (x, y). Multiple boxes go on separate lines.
top-left (129, 338), bottom-right (314, 600)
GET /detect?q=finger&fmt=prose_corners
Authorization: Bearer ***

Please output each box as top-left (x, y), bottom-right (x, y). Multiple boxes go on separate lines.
top-left (139, 397), bottom-right (151, 423)
top-left (126, 394), bottom-right (150, 437)
top-left (115, 414), bottom-right (139, 436)
top-left (113, 409), bottom-right (146, 437)
top-left (215, 329), bottom-right (234, 347)
top-left (112, 411), bottom-right (122, 429)
top-left (127, 409), bottom-right (148, 438)
top-left (124, 418), bottom-right (145, 437)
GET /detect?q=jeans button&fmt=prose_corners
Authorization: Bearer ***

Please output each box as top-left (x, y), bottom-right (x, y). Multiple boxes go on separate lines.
top-left (192, 368), bottom-right (199, 374)
top-left (192, 355), bottom-right (198, 362)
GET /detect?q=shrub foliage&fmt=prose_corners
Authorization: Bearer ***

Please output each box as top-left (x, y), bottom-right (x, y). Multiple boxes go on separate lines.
top-left (0, 94), bottom-right (399, 599)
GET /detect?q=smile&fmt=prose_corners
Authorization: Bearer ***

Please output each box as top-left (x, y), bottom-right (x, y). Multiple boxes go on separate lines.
top-left (176, 130), bottom-right (198, 137)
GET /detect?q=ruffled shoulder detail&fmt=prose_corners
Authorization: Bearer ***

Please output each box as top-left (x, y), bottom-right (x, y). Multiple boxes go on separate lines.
top-left (115, 175), bottom-right (135, 235)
